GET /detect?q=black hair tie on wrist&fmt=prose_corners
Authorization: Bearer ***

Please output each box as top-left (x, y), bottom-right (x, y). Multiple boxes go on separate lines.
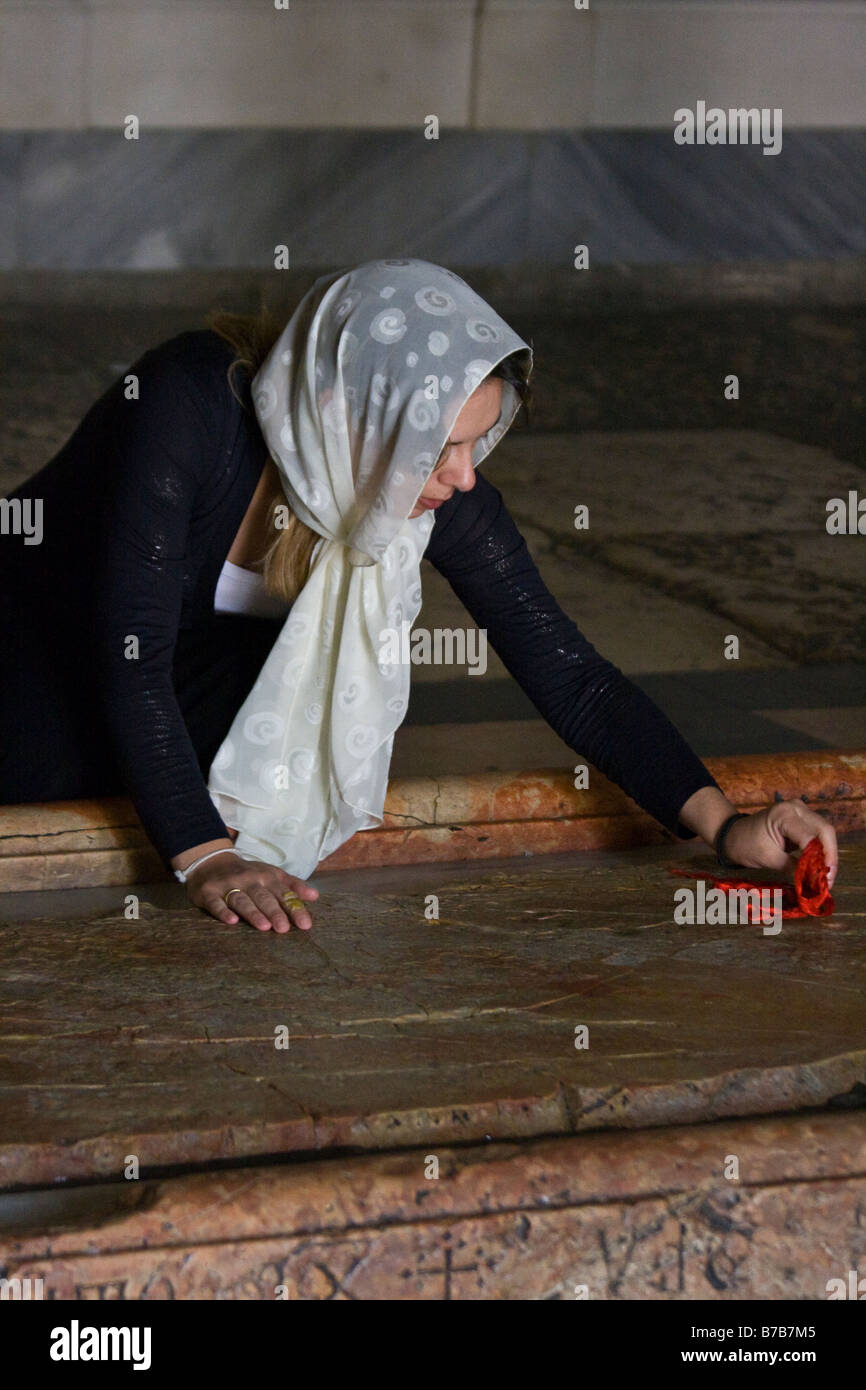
top-left (714, 811), bottom-right (750, 868)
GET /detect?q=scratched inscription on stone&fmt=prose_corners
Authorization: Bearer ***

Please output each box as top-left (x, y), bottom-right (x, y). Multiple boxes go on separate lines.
top-left (8, 1175), bottom-right (864, 1300)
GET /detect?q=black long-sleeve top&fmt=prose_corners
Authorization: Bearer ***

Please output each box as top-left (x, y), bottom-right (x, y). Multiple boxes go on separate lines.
top-left (1, 329), bottom-right (720, 864)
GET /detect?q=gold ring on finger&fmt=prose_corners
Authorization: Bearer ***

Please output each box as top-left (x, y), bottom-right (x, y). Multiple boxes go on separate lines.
top-left (224, 888), bottom-right (244, 904)
top-left (281, 893), bottom-right (304, 912)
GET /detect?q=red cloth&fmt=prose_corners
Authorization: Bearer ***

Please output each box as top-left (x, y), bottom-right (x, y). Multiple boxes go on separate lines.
top-left (669, 835), bottom-right (834, 921)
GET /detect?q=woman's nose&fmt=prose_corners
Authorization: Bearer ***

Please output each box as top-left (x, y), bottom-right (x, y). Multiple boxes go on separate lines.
top-left (439, 447), bottom-right (475, 491)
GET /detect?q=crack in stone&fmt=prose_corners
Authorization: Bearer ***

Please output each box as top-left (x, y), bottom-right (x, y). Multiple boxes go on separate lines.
top-left (0, 1080), bottom-right (179, 1090)
top-left (375, 812), bottom-right (430, 829)
top-left (0, 825), bottom-right (137, 843)
top-left (303, 937), bottom-right (430, 1022)
top-left (338, 996), bottom-right (601, 1027)
top-left (304, 938), bottom-right (358, 990)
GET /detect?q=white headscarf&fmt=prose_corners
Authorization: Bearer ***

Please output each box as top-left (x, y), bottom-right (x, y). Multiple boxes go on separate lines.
top-left (207, 258), bottom-right (532, 879)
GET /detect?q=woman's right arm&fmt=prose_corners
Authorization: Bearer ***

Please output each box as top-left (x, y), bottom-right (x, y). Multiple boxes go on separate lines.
top-left (92, 346), bottom-right (316, 931)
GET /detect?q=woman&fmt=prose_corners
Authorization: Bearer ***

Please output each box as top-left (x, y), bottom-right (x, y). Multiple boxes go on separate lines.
top-left (0, 259), bottom-right (837, 933)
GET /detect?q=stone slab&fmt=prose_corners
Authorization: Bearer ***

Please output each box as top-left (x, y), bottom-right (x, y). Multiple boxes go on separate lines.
top-left (1, 1109), bottom-right (864, 1300)
top-left (603, 531), bottom-right (864, 667)
top-left (416, 517), bottom-right (789, 680)
top-left (491, 430), bottom-right (866, 542)
top-left (484, 430), bottom-right (866, 668)
top-left (2, 750), bottom-right (865, 892)
top-left (0, 837), bottom-right (864, 1192)
top-left (758, 707), bottom-right (866, 749)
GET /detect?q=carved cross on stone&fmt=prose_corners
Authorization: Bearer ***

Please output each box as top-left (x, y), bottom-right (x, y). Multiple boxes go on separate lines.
top-left (419, 1245), bottom-right (480, 1300)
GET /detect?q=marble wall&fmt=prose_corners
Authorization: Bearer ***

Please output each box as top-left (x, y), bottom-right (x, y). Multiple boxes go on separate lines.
top-left (0, 128), bottom-right (863, 268)
top-left (0, 1), bottom-right (863, 268)
top-left (1, 1), bottom-right (864, 131)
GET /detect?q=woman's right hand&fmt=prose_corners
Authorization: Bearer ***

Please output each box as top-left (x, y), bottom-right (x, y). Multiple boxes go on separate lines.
top-left (185, 850), bottom-right (319, 933)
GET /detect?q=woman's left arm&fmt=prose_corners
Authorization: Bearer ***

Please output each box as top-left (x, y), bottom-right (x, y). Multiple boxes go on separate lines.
top-left (426, 473), bottom-right (837, 886)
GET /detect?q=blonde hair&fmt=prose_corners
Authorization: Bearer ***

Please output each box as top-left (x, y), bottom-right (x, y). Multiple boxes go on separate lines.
top-left (206, 303), bottom-right (321, 605)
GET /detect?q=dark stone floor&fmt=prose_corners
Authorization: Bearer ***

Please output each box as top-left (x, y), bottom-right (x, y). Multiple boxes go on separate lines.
top-left (3, 267), bottom-right (864, 763)
top-left (404, 664), bottom-right (866, 760)
top-left (3, 291), bottom-right (865, 468)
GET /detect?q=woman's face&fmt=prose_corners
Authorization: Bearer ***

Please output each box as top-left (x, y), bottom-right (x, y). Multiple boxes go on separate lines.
top-left (407, 376), bottom-right (503, 519)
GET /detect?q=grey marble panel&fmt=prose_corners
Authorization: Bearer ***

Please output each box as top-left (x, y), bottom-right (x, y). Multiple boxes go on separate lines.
top-left (528, 131), bottom-right (682, 264)
top-left (244, 131), bottom-right (535, 269)
top-left (0, 135), bottom-right (23, 269)
top-left (7, 129), bottom-right (866, 269)
top-left (15, 130), bottom-right (533, 270)
top-left (529, 131), bottom-right (866, 264)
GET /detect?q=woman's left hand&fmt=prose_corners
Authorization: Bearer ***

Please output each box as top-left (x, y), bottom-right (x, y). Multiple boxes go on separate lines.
top-left (723, 800), bottom-right (837, 888)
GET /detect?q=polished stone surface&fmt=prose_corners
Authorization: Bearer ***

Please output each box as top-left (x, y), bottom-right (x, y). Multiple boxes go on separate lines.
top-left (0, 837), bottom-right (863, 1190)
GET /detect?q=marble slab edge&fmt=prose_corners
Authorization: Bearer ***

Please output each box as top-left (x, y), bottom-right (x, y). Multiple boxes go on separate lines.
top-left (0, 750), bottom-right (863, 892)
top-left (1, 1048), bottom-right (865, 1196)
